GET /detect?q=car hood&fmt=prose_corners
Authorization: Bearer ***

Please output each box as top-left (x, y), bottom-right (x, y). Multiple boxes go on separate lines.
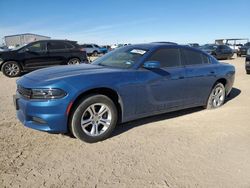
top-left (23, 64), bottom-right (124, 82)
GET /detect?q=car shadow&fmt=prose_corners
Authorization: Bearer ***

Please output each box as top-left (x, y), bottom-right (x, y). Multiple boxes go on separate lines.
top-left (110, 87), bottom-right (241, 138)
top-left (225, 87), bottom-right (241, 103)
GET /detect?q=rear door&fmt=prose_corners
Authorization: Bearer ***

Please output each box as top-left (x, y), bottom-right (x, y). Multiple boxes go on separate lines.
top-left (23, 41), bottom-right (49, 70)
top-left (182, 49), bottom-right (216, 105)
top-left (47, 41), bottom-right (70, 65)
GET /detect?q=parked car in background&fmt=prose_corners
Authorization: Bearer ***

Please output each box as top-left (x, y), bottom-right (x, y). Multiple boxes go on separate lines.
top-left (80, 44), bottom-right (104, 56)
top-left (200, 44), bottom-right (234, 60)
top-left (14, 43), bottom-right (235, 143)
top-left (188, 43), bottom-right (200, 48)
top-left (246, 49), bottom-right (250, 74)
top-left (226, 43), bottom-right (243, 53)
top-left (237, 42), bottom-right (250, 57)
top-left (0, 46), bottom-right (9, 52)
top-left (0, 40), bottom-right (88, 77)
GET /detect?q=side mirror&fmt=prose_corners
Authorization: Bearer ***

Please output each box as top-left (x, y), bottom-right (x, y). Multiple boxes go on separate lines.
top-left (25, 48), bottom-right (30, 52)
top-left (143, 61), bottom-right (160, 69)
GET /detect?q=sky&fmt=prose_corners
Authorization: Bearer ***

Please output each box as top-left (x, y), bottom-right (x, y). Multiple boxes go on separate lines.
top-left (0, 0), bottom-right (250, 45)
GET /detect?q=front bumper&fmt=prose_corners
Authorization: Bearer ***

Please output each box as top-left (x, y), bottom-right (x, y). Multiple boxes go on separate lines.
top-left (15, 93), bottom-right (69, 133)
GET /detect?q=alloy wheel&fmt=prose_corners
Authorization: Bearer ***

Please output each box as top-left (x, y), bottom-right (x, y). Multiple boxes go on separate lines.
top-left (80, 103), bottom-right (112, 137)
top-left (211, 85), bottom-right (225, 107)
top-left (4, 63), bottom-right (20, 76)
top-left (68, 58), bottom-right (80, 65)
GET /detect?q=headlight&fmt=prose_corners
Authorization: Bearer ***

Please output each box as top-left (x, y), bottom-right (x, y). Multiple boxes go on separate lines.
top-left (31, 88), bottom-right (66, 99)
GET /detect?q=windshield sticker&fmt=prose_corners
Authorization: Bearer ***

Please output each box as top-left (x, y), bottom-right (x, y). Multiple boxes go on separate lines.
top-left (130, 49), bottom-right (146, 55)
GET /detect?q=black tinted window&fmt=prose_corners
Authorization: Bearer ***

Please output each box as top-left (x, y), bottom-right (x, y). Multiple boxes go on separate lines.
top-left (183, 49), bottom-right (203, 65)
top-left (64, 42), bottom-right (74, 49)
top-left (147, 48), bottom-right (181, 68)
top-left (48, 42), bottom-right (66, 50)
top-left (27, 42), bottom-right (46, 52)
top-left (222, 45), bottom-right (230, 49)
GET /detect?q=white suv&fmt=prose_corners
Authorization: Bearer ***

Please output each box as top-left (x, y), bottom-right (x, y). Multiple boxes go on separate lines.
top-left (81, 44), bottom-right (101, 56)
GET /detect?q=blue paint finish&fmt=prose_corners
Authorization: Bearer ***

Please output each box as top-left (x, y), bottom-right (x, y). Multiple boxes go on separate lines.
top-left (15, 43), bottom-right (235, 133)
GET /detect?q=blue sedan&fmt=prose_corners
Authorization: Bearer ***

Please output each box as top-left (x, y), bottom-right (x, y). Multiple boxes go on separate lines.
top-left (14, 43), bottom-right (235, 142)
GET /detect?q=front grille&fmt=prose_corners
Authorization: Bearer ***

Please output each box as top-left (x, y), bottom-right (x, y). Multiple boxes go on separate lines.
top-left (17, 85), bottom-right (32, 98)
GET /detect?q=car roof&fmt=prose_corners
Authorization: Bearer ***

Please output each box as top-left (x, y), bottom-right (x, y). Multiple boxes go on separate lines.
top-left (127, 43), bottom-right (205, 52)
top-left (32, 39), bottom-right (77, 43)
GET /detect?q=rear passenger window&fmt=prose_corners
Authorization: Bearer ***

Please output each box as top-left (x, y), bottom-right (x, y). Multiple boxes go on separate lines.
top-left (147, 48), bottom-right (181, 68)
top-left (48, 42), bottom-right (66, 50)
top-left (183, 49), bottom-right (203, 65)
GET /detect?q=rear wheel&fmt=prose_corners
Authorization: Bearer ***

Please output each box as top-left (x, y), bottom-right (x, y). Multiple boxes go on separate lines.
top-left (1, 61), bottom-right (21, 77)
top-left (67, 58), bottom-right (80, 65)
top-left (206, 83), bottom-right (226, 109)
top-left (92, 51), bottom-right (98, 57)
top-left (69, 94), bottom-right (118, 143)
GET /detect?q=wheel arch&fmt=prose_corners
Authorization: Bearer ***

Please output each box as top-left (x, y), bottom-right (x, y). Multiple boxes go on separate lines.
top-left (67, 87), bottom-right (123, 131)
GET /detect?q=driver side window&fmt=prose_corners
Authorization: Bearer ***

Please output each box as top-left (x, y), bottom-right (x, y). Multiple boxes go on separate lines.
top-left (27, 42), bottom-right (46, 52)
top-left (147, 48), bottom-right (181, 68)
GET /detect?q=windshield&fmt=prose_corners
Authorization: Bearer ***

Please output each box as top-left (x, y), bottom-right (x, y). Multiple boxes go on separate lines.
top-left (92, 46), bottom-right (148, 69)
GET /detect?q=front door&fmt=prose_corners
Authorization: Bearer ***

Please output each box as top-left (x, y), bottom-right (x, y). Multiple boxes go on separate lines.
top-left (136, 48), bottom-right (187, 115)
top-left (23, 41), bottom-right (50, 70)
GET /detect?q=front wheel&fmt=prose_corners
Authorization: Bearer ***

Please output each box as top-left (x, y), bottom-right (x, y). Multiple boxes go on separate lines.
top-left (206, 83), bottom-right (226, 109)
top-left (1, 61), bottom-right (21, 77)
top-left (70, 95), bottom-right (118, 143)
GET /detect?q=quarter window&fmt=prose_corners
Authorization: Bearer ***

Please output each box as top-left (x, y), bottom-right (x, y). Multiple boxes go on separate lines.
top-left (201, 54), bottom-right (210, 64)
top-left (183, 49), bottom-right (203, 65)
top-left (147, 48), bottom-right (181, 68)
top-left (64, 42), bottom-right (74, 49)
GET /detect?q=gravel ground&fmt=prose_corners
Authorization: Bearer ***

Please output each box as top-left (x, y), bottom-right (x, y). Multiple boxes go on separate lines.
top-left (0, 57), bottom-right (250, 188)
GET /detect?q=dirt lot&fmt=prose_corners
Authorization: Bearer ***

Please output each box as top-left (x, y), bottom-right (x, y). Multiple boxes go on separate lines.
top-left (0, 57), bottom-right (250, 188)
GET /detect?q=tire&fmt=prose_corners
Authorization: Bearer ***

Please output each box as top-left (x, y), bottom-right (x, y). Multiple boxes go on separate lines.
top-left (246, 70), bottom-right (250, 74)
top-left (1, 61), bottom-right (21, 77)
top-left (206, 82), bottom-right (226, 109)
top-left (92, 51), bottom-right (98, 57)
top-left (69, 94), bottom-right (118, 143)
top-left (67, 58), bottom-right (80, 65)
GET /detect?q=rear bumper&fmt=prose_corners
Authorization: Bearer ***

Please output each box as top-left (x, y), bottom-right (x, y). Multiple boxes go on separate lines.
top-left (239, 50), bottom-right (247, 56)
top-left (246, 65), bottom-right (250, 71)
